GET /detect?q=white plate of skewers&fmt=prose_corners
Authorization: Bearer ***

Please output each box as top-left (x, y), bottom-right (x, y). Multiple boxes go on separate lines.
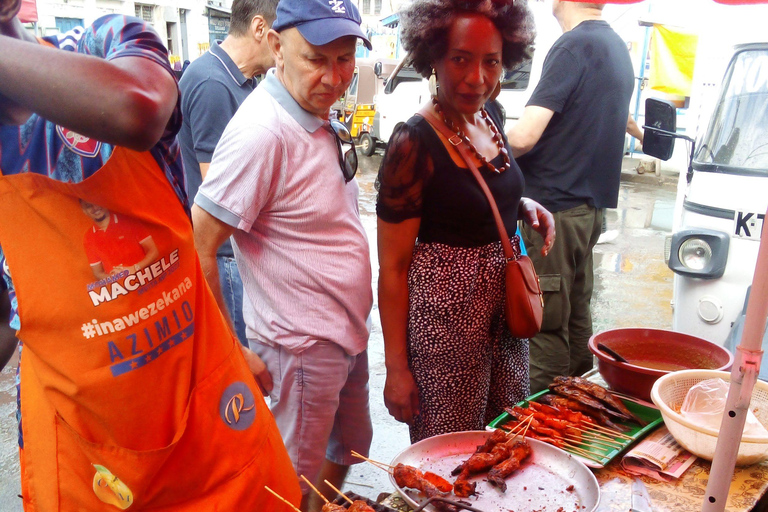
top-left (387, 429), bottom-right (600, 512)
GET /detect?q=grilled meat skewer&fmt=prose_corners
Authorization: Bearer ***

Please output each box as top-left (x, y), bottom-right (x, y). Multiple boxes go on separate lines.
top-left (487, 439), bottom-right (531, 491)
top-left (556, 376), bottom-right (647, 425)
top-left (539, 395), bottom-right (630, 432)
top-left (451, 428), bottom-right (508, 476)
top-left (549, 384), bottom-right (632, 421)
top-left (506, 406), bottom-right (583, 440)
top-left (539, 393), bottom-right (630, 432)
top-left (347, 501), bottom-right (376, 512)
top-left (453, 438), bottom-right (516, 497)
top-left (393, 464), bottom-right (462, 512)
top-left (321, 504), bottom-right (347, 512)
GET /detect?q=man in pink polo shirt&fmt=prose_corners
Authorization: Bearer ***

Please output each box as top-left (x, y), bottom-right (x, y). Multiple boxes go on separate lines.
top-left (192, 1), bottom-right (373, 511)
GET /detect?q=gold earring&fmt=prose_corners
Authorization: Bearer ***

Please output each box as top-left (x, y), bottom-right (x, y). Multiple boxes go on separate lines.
top-left (429, 68), bottom-right (438, 98)
top-left (490, 79), bottom-right (502, 101)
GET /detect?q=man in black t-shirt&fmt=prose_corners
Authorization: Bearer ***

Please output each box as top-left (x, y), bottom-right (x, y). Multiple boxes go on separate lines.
top-left (507, 0), bottom-right (634, 393)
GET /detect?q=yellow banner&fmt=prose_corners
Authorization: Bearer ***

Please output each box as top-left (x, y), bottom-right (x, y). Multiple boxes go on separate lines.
top-left (649, 25), bottom-right (699, 97)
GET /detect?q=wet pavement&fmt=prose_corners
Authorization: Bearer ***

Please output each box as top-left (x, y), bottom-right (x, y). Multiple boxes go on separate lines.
top-left (0, 151), bottom-right (678, 510)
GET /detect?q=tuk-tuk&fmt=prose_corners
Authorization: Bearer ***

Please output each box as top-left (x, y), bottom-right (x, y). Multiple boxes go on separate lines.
top-left (331, 58), bottom-right (398, 156)
top-left (644, 42), bottom-right (768, 346)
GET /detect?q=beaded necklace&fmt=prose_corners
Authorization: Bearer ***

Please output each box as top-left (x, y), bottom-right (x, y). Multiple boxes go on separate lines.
top-left (432, 97), bottom-right (511, 174)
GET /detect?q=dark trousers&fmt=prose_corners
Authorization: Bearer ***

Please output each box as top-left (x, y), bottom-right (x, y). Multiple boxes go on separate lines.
top-left (522, 204), bottom-right (603, 394)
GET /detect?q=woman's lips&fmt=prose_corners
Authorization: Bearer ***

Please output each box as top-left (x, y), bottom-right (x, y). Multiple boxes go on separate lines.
top-left (458, 93), bottom-right (484, 103)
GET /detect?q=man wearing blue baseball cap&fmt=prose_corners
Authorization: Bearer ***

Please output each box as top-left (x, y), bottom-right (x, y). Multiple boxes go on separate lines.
top-left (193, 0), bottom-right (373, 510)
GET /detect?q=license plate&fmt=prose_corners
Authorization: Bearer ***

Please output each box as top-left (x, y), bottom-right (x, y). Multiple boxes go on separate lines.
top-left (734, 211), bottom-right (765, 240)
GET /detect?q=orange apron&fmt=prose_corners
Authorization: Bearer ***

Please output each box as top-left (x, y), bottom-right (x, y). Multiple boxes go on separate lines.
top-left (0, 147), bottom-right (300, 510)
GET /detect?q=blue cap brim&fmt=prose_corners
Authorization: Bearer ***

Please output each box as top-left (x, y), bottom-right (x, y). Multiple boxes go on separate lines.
top-left (295, 18), bottom-right (373, 50)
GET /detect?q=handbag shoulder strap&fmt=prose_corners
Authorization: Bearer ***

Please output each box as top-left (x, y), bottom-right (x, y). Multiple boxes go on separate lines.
top-left (418, 106), bottom-right (516, 261)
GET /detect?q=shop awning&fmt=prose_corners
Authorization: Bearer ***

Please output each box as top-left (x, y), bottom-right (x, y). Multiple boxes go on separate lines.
top-left (19, 0), bottom-right (37, 23)
top-left (380, 13), bottom-right (399, 28)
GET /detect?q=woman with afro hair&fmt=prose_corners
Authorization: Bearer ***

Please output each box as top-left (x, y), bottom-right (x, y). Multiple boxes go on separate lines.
top-left (376, 0), bottom-right (556, 443)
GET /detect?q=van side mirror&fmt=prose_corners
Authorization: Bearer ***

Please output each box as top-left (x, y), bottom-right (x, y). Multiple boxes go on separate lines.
top-left (643, 98), bottom-right (677, 161)
top-left (384, 78), bottom-right (395, 94)
top-left (374, 61), bottom-right (382, 76)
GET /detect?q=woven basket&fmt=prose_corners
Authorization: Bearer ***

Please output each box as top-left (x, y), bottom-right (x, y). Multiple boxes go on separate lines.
top-left (651, 370), bottom-right (768, 466)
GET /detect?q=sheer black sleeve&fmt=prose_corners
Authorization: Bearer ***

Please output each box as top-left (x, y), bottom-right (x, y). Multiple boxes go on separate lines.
top-left (375, 119), bottom-right (435, 223)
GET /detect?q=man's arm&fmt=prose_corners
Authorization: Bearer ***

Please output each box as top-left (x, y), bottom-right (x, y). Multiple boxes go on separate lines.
top-left (0, 8), bottom-right (37, 123)
top-left (89, 262), bottom-right (111, 280)
top-left (191, 204), bottom-right (273, 394)
top-left (199, 163), bottom-right (211, 180)
top-left (0, 30), bottom-right (177, 150)
top-left (506, 105), bottom-right (555, 158)
top-left (136, 237), bottom-right (160, 268)
top-left (626, 112), bottom-right (644, 144)
top-left (191, 205), bottom-right (237, 322)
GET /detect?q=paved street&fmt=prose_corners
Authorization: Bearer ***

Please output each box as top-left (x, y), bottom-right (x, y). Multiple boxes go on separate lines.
top-left (0, 151), bottom-right (678, 510)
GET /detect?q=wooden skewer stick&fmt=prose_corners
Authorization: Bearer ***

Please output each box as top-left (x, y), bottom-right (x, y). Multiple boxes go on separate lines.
top-left (563, 429), bottom-right (623, 447)
top-left (566, 434), bottom-right (620, 451)
top-left (561, 442), bottom-right (605, 463)
top-left (569, 449), bottom-right (605, 464)
top-left (299, 475), bottom-right (328, 504)
top-left (506, 413), bottom-right (535, 440)
top-left (505, 421), bottom-right (610, 452)
top-left (323, 480), bottom-right (354, 505)
top-left (585, 422), bottom-right (633, 440)
top-left (562, 434), bottom-right (612, 452)
top-left (579, 432), bottom-right (624, 448)
top-left (571, 424), bottom-right (625, 444)
top-left (504, 420), bottom-right (526, 437)
top-left (513, 410), bottom-right (625, 446)
top-left (505, 424), bottom-right (605, 463)
top-left (264, 486), bottom-right (301, 512)
top-left (350, 450), bottom-right (394, 473)
top-left (520, 414), bottom-right (534, 438)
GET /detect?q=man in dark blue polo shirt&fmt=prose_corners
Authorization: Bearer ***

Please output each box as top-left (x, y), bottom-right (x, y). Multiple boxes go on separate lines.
top-left (179, 0), bottom-right (277, 346)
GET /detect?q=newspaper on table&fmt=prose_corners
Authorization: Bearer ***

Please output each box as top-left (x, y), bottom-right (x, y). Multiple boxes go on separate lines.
top-left (621, 426), bottom-right (697, 481)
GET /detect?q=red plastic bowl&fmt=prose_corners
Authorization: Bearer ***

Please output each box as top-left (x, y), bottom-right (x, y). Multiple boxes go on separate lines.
top-left (588, 328), bottom-right (733, 402)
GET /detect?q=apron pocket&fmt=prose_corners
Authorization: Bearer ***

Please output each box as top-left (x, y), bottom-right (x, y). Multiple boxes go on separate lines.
top-left (55, 345), bottom-right (273, 509)
top-left (55, 413), bottom-right (179, 511)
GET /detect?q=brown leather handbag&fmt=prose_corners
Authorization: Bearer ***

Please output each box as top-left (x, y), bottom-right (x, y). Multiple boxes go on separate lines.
top-left (420, 109), bottom-right (544, 338)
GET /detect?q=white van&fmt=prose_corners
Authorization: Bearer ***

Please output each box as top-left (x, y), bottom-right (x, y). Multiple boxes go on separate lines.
top-left (369, 66), bottom-right (430, 152)
top-left (645, 42), bottom-right (768, 346)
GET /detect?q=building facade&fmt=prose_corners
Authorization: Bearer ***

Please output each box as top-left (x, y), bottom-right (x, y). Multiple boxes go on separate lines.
top-left (29, 0), bottom-right (224, 66)
top-left (28, 0), bottom-right (411, 66)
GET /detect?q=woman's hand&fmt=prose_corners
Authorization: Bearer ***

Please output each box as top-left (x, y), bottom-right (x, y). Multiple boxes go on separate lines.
top-left (519, 198), bottom-right (555, 256)
top-left (384, 365), bottom-right (420, 424)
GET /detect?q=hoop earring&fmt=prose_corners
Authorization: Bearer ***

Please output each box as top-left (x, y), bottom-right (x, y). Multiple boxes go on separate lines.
top-left (490, 79), bottom-right (502, 101)
top-left (429, 68), bottom-right (439, 98)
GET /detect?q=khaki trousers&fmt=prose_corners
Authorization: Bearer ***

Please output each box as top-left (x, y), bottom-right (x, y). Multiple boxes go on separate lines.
top-left (522, 204), bottom-right (603, 394)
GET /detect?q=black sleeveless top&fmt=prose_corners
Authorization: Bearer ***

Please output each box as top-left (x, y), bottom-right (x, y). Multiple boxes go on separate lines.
top-left (376, 102), bottom-right (525, 248)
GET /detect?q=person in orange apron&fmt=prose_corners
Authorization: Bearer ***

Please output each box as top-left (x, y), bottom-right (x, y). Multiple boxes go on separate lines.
top-left (0, 6), bottom-right (300, 510)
